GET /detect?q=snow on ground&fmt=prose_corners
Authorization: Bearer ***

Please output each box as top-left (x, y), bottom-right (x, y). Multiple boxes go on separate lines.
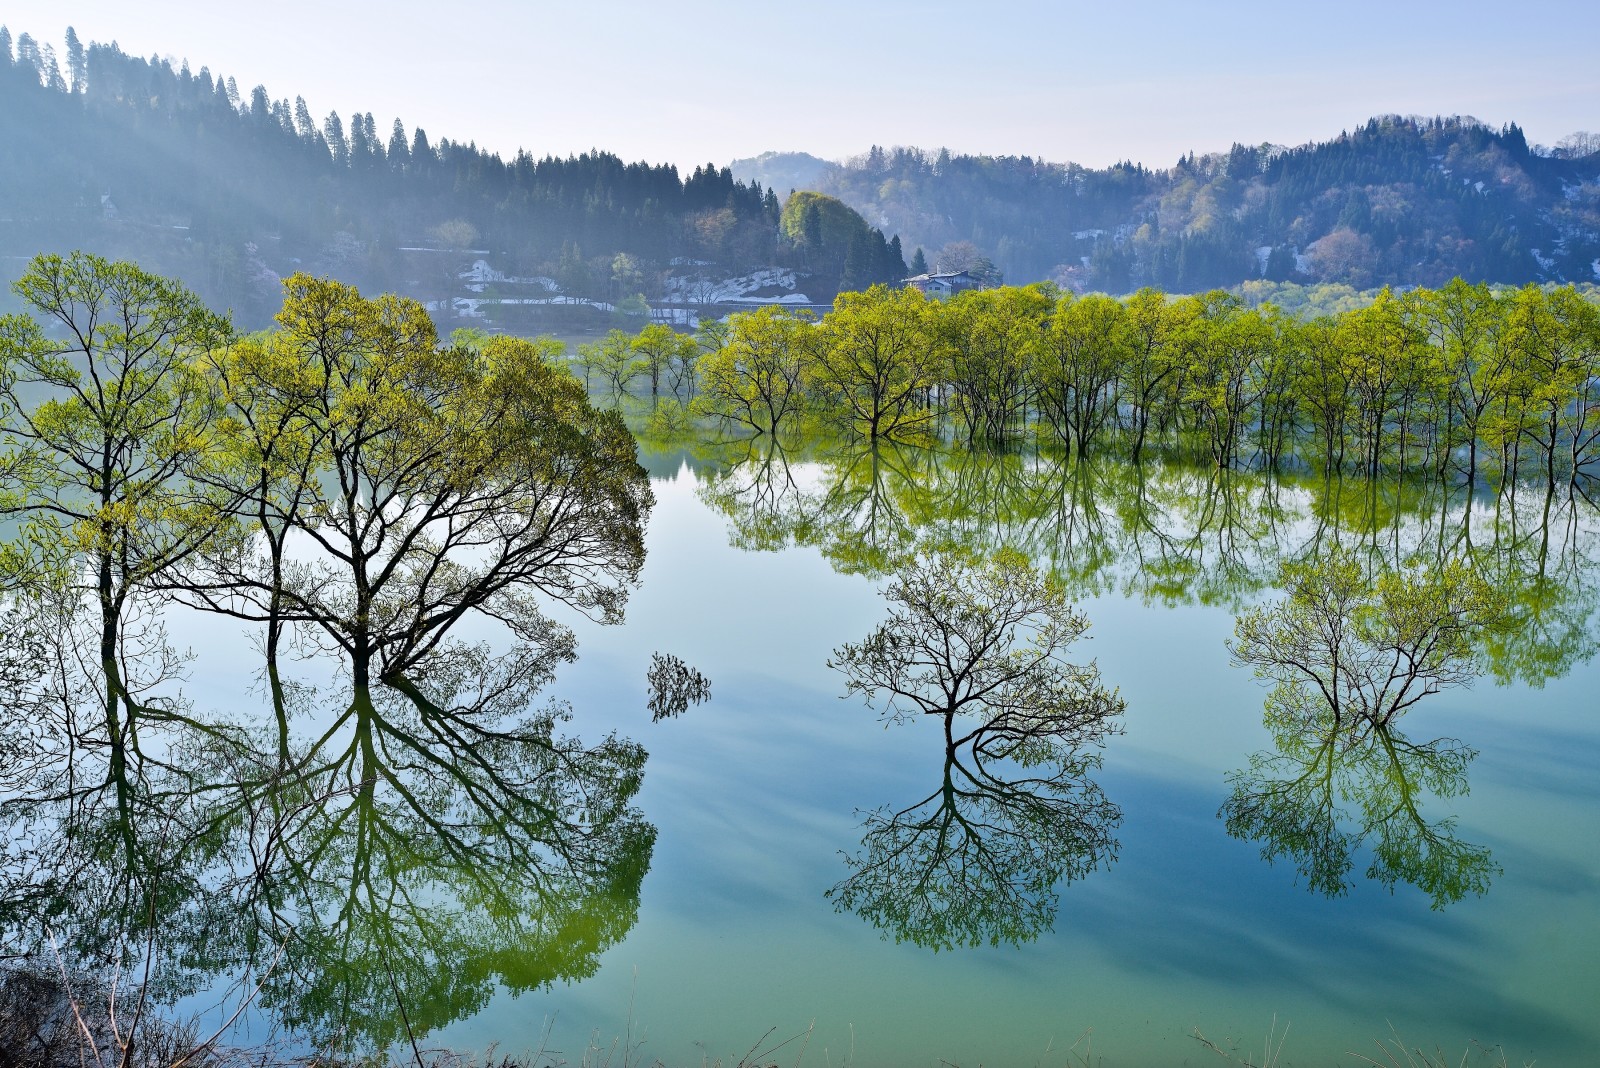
top-left (1255, 246), bottom-right (1272, 275)
top-left (1592, 258), bottom-right (1600, 281)
top-left (661, 267), bottom-right (810, 304)
top-left (458, 259), bottom-right (558, 291)
top-left (1530, 248), bottom-right (1555, 273)
top-left (447, 295), bottom-right (616, 319)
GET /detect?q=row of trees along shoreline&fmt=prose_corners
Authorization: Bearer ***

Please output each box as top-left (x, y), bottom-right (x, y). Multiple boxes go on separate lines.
top-left (592, 279), bottom-right (1600, 487)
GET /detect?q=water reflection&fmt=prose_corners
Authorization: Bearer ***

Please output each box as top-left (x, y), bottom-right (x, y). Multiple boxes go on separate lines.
top-left (825, 550), bottom-right (1123, 949)
top-left (696, 439), bottom-right (1600, 681)
top-left (1221, 716), bottom-right (1495, 910)
top-left (0, 594), bottom-right (653, 1056)
top-left (697, 440), bottom-right (1600, 918)
top-left (828, 728), bottom-right (1120, 951)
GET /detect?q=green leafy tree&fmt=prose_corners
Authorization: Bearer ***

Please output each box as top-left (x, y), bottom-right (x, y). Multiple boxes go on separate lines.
top-left (1033, 292), bottom-right (1130, 455)
top-left (630, 323), bottom-right (697, 400)
top-left (1230, 549), bottom-right (1506, 731)
top-left (694, 307), bottom-right (817, 436)
top-left (812, 284), bottom-right (938, 441)
top-left (0, 252), bottom-right (234, 836)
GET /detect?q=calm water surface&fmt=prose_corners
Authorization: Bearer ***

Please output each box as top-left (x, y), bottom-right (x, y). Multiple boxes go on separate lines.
top-left (407, 443), bottom-right (1600, 1067)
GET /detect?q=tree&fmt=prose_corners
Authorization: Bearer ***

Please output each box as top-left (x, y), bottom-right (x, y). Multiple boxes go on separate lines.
top-left (0, 252), bottom-right (234, 837)
top-left (937, 285), bottom-right (1049, 442)
top-left (694, 307), bottom-right (817, 435)
top-left (909, 247), bottom-right (929, 276)
top-left (831, 549), bottom-right (1123, 746)
top-left (630, 323), bottom-right (696, 400)
top-left (827, 548), bottom-right (1124, 946)
top-left (812, 284), bottom-right (938, 441)
top-left (591, 328), bottom-right (640, 400)
top-left (1229, 549), bottom-right (1506, 732)
top-left (183, 277), bottom-right (658, 984)
top-left (1033, 292), bottom-right (1130, 455)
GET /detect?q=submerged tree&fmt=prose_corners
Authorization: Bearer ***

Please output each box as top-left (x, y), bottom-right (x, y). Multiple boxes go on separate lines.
top-left (1223, 548), bottom-right (1509, 907)
top-left (1229, 548), bottom-right (1506, 731)
top-left (1, 266), bottom-right (664, 1058)
top-left (828, 549), bottom-right (1124, 947)
top-left (0, 251), bottom-right (243, 927)
top-left (830, 548), bottom-right (1124, 748)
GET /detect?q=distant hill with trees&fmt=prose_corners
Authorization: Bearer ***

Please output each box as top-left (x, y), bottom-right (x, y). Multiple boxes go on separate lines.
top-left (2, 23), bottom-right (1596, 328)
top-left (734, 120), bottom-right (1600, 294)
top-left (0, 26), bottom-right (906, 327)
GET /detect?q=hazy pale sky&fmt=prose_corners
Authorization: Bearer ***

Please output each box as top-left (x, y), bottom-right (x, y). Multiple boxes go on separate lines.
top-left (5, 1), bottom-right (1595, 172)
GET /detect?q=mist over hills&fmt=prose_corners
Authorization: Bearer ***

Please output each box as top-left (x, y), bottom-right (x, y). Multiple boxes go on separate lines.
top-left (2, 23), bottom-right (1597, 330)
top-left (734, 122), bottom-right (1600, 295)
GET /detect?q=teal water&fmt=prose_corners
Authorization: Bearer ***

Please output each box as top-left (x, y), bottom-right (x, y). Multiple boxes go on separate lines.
top-left (413, 444), bottom-right (1600, 1067)
top-left (9, 441), bottom-right (1598, 1067)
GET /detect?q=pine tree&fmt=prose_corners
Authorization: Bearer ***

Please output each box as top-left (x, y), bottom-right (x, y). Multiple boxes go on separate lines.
top-left (909, 247), bottom-right (928, 275)
top-left (388, 118), bottom-right (410, 171)
top-left (886, 234), bottom-right (907, 281)
top-left (64, 26), bottom-right (86, 92)
top-left (324, 111), bottom-right (348, 166)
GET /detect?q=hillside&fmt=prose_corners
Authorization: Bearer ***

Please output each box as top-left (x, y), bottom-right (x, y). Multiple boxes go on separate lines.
top-left (2, 24), bottom-right (1596, 327)
top-left (733, 120), bottom-right (1600, 293)
top-left (0, 27), bottom-right (905, 327)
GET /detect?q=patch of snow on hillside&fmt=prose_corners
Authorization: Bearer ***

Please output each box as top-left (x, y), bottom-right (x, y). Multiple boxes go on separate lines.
top-left (1073, 229), bottom-right (1106, 241)
top-left (1592, 258), bottom-right (1600, 281)
top-left (1530, 249), bottom-right (1555, 272)
top-left (447, 295), bottom-right (615, 319)
top-left (1293, 248), bottom-right (1311, 275)
top-left (458, 259), bottom-right (558, 291)
top-left (1255, 246), bottom-right (1272, 275)
top-left (662, 267), bottom-right (809, 304)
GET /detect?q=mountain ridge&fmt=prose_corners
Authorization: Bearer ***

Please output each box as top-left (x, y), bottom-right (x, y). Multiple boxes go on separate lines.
top-left (2, 23), bottom-right (1596, 329)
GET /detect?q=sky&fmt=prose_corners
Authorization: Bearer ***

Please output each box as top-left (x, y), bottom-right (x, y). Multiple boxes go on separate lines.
top-left (4, 0), bottom-right (1596, 173)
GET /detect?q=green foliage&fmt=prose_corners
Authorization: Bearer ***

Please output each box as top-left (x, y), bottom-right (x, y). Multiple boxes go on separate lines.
top-left (812, 284), bottom-right (938, 440)
top-left (827, 548), bottom-right (1123, 948)
top-left (1, 258), bottom-right (662, 1053)
top-left (1231, 549), bottom-right (1507, 732)
top-left (693, 306), bottom-right (817, 435)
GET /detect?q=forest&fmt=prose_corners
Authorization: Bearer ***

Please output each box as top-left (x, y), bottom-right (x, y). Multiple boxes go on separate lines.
top-left (579, 278), bottom-right (1600, 492)
top-left (0, 25), bottom-right (906, 326)
top-left (4, 24), bottom-right (1599, 335)
top-left (735, 119), bottom-right (1600, 292)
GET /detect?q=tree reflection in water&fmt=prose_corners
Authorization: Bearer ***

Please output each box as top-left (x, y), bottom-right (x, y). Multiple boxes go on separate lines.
top-left (828, 724), bottom-right (1120, 951)
top-left (0, 615), bottom-right (653, 1055)
top-left (827, 550), bottom-right (1123, 949)
top-left (1224, 550), bottom-right (1508, 908)
top-left (699, 438), bottom-right (1600, 920)
top-left (1222, 715), bottom-right (1495, 910)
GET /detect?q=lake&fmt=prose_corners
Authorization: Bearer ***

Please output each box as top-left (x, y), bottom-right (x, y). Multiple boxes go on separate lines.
top-left (7, 438), bottom-right (1598, 1068)
top-left (416, 441), bottom-right (1599, 1067)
